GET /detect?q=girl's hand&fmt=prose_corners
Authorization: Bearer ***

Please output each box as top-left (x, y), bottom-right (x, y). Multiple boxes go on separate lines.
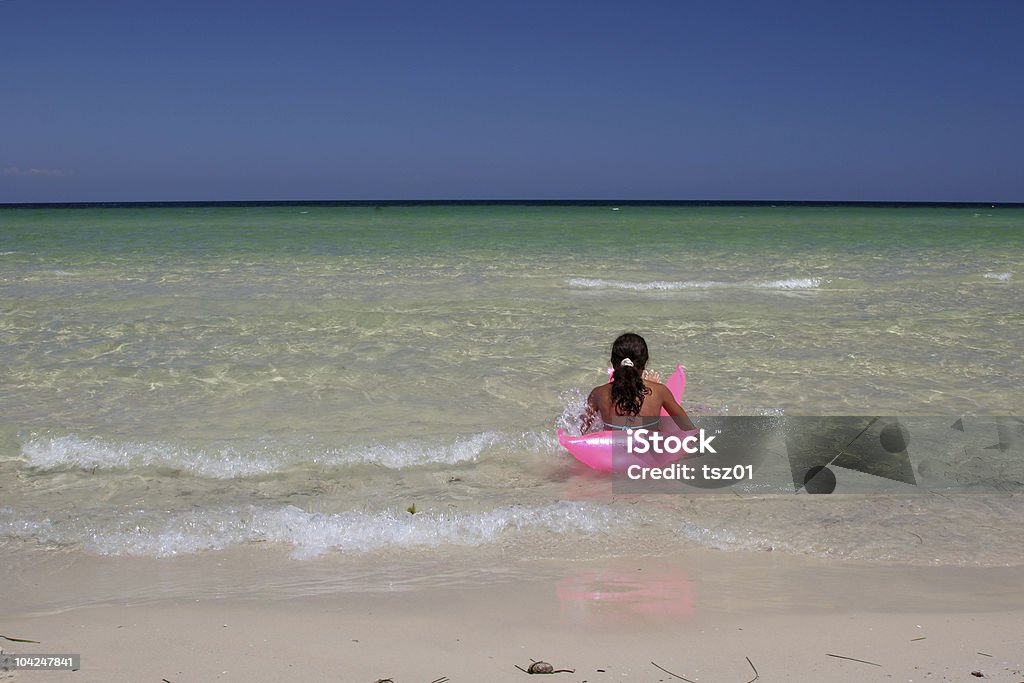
top-left (581, 397), bottom-right (598, 433)
top-left (642, 369), bottom-right (662, 383)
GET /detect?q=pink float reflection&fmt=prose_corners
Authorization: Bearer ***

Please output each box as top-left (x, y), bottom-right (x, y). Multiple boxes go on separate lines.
top-left (556, 564), bottom-right (694, 625)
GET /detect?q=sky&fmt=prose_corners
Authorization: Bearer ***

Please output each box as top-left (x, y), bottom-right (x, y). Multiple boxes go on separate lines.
top-left (2, 0), bottom-right (1022, 203)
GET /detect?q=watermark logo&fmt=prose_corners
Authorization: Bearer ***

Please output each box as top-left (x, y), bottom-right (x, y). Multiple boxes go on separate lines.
top-left (610, 416), bottom-right (1024, 494)
top-left (626, 428), bottom-right (717, 455)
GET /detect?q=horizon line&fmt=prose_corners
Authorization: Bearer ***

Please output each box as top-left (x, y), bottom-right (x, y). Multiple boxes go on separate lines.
top-left (1, 199), bottom-right (1020, 210)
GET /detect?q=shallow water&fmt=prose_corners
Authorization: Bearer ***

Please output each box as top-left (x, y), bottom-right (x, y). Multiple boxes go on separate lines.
top-left (1, 203), bottom-right (1022, 566)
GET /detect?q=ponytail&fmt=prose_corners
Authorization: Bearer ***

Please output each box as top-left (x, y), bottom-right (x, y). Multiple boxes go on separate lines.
top-left (609, 333), bottom-right (651, 416)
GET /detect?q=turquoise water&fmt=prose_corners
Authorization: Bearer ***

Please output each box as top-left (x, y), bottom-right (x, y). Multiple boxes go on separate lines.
top-left (1, 203), bottom-right (1022, 565)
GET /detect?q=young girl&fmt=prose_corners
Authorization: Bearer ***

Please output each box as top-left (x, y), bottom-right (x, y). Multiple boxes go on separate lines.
top-left (583, 332), bottom-right (695, 433)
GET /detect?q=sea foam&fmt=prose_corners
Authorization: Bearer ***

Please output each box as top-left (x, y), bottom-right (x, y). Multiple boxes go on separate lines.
top-left (0, 502), bottom-right (622, 559)
top-left (567, 277), bottom-right (822, 291)
top-left (20, 431), bottom-right (551, 478)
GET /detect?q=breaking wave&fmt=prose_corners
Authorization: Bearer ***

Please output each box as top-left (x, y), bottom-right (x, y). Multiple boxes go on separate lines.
top-left (567, 277), bottom-right (822, 291)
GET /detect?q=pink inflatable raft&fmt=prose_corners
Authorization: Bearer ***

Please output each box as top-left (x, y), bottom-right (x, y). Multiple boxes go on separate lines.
top-left (557, 364), bottom-right (699, 472)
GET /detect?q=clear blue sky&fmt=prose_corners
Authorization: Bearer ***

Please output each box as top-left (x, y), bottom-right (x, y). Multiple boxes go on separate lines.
top-left (2, 0), bottom-right (1022, 202)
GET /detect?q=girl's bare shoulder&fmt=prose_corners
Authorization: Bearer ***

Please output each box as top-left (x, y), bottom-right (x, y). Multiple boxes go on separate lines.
top-left (641, 378), bottom-right (668, 394)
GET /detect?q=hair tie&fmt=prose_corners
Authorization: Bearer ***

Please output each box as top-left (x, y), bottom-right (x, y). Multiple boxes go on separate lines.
top-left (620, 358), bottom-right (634, 367)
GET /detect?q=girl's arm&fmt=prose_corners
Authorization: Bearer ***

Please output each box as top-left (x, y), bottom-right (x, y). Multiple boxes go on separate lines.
top-left (659, 384), bottom-right (696, 431)
top-left (581, 390), bottom-right (600, 433)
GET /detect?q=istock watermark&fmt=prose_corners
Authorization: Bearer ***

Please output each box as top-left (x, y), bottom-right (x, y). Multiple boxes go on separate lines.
top-left (609, 416), bottom-right (1024, 494)
top-left (625, 428), bottom-right (718, 456)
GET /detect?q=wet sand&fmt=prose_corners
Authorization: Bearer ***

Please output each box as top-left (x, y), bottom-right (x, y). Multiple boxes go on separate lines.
top-left (4, 546), bottom-right (1023, 682)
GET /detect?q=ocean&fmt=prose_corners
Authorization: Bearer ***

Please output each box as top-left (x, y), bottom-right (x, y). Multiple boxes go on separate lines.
top-left (1, 202), bottom-right (1022, 576)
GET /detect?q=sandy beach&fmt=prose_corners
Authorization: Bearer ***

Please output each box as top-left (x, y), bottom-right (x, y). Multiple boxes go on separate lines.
top-left (4, 544), bottom-right (1023, 683)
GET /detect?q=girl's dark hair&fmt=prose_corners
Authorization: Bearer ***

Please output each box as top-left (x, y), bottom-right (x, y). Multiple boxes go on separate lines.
top-left (610, 332), bottom-right (650, 416)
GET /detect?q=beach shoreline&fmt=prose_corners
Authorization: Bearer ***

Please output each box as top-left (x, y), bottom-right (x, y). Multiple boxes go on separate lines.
top-left (5, 545), bottom-right (1023, 682)
top-left (3, 204), bottom-right (1021, 681)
